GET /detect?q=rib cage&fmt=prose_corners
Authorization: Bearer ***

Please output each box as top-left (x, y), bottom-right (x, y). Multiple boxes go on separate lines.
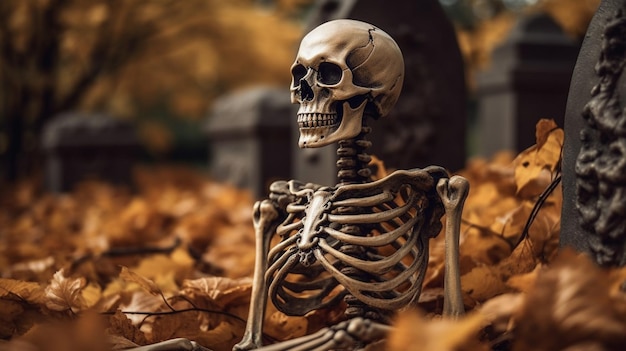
top-left (266, 168), bottom-right (446, 316)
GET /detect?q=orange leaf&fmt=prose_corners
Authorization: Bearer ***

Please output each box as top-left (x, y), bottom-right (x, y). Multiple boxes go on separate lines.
top-left (388, 309), bottom-right (488, 351)
top-left (514, 119), bottom-right (563, 198)
top-left (182, 276), bottom-right (252, 307)
top-left (534, 119), bottom-right (559, 149)
top-left (461, 266), bottom-right (508, 303)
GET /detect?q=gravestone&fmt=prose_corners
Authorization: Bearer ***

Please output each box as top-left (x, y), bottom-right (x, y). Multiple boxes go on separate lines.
top-left (42, 112), bottom-right (139, 192)
top-left (293, 0), bottom-right (467, 186)
top-left (205, 87), bottom-right (293, 198)
top-left (561, 0), bottom-right (626, 266)
top-left (476, 13), bottom-right (579, 157)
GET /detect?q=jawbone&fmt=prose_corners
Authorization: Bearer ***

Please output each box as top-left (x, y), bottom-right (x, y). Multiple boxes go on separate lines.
top-left (298, 100), bottom-right (367, 148)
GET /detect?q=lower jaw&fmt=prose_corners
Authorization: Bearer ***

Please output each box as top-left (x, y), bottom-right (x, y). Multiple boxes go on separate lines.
top-left (297, 100), bottom-right (367, 148)
top-left (298, 125), bottom-right (339, 148)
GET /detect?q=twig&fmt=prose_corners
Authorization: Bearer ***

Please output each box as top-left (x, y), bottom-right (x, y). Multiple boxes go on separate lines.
top-left (70, 237), bottom-right (182, 270)
top-left (512, 174), bottom-right (562, 250)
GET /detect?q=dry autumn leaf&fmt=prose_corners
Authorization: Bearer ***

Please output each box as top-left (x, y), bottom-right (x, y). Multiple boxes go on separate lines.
top-left (106, 310), bottom-right (148, 347)
top-left (119, 266), bottom-right (162, 296)
top-left (514, 119), bottom-right (563, 198)
top-left (513, 250), bottom-right (626, 351)
top-left (0, 278), bottom-right (45, 304)
top-left (181, 276), bottom-right (252, 307)
top-left (44, 269), bottom-right (88, 313)
top-left (388, 309), bottom-right (488, 351)
top-left (0, 117), bottom-right (615, 351)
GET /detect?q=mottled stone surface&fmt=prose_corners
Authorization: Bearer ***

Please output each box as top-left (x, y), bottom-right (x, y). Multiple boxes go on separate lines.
top-left (561, 0), bottom-right (626, 266)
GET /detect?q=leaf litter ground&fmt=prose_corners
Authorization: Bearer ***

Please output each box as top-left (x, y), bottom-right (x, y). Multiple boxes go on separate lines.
top-left (1, 120), bottom-right (625, 351)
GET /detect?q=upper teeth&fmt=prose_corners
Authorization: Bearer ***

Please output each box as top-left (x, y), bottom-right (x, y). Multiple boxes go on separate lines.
top-left (297, 113), bottom-right (338, 128)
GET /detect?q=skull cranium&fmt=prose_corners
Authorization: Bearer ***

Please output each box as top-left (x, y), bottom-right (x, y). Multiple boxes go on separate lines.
top-left (290, 19), bottom-right (404, 148)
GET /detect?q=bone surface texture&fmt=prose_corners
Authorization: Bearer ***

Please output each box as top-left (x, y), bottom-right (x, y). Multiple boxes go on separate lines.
top-left (234, 19), bottom-right (468, 351)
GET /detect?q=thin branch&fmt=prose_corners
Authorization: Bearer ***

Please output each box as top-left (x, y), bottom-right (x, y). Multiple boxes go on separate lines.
top-left (70, 237), bottom-right (182, 271)
top-left (512, 174), bottom-right (562, 250)
top-left (102, 307), bottom-right (247, 325)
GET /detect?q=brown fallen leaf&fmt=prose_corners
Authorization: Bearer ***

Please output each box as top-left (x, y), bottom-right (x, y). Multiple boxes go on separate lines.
top-left (514, 119), bottom-right (563, 199)
top-left (388, 309), bottom-right (489, 351)
top-left (44, 269), bottom-right (88, 313)
top-left (106, 310), bottom-right (148, 346)
top-left (0, 278), bottom-right (45, 304)
top-left (181, 276), bottom-right (252, 307)
top-left (512, 250), bottom-right (626, 351)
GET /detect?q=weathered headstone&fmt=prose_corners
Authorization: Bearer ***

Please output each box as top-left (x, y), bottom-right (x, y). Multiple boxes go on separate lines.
top-left (476, 13), bottom-right (579, 157)
top-left (42, 112), bottom-right (139, 192)
top-left (293, 0), bottom-right (467, 186)
top-left (561, 0), bottom-right (626, 266)
top-left (205, 87), bottom-right (293, 198)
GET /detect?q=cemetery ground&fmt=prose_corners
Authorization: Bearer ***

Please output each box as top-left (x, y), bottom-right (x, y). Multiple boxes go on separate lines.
top-left (1, 120), bottom-right (626, 351)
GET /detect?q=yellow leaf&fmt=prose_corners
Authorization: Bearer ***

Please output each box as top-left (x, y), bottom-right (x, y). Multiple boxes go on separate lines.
top-left (119, 267), bottom-right (161, 296)
top-left (81, 283), bottom-right (103, 309)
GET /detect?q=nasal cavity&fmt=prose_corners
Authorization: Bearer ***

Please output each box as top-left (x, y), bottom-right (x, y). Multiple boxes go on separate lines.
top-left (300, 79), bottom-right (314, 101)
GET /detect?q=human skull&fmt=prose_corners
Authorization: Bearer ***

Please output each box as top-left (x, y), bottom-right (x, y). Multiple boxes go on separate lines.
top-left (291, 19), bottom-right (404, 148)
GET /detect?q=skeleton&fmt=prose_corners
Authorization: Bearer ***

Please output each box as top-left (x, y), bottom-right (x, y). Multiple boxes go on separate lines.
top-left (233, 19), bottom-right (469, 351)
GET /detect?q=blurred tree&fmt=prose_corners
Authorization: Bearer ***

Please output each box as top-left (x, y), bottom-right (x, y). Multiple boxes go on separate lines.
top-left (0, 0), bottom-right (309, 180)
top-left (444, 0), bottom-right (599, 86)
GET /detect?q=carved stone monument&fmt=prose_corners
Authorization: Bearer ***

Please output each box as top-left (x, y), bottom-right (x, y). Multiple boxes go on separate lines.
top-left (41, 112), bottom-right (139, 193)
top-left (205, 87), bottom-right (293, 198)
top-left (561, 0), bottom-right (626, 267)
top-left (294, 0), bottom-right (467, 186)
top-left (476, 13), bottom-right (579, 157)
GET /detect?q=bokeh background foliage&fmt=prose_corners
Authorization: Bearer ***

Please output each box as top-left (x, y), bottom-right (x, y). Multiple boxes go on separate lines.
top-left (0, 0), bottom-right (306, 178)
top-left (4, 1), bottom-right (626, 351)
top-left (0, 0), bottom-right (599, 180)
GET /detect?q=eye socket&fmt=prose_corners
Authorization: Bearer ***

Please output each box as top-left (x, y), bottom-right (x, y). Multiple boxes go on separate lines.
top-left (291, 64), bottom-right (307, 85)
top-left (317, 62), bottom-right (342, 85)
